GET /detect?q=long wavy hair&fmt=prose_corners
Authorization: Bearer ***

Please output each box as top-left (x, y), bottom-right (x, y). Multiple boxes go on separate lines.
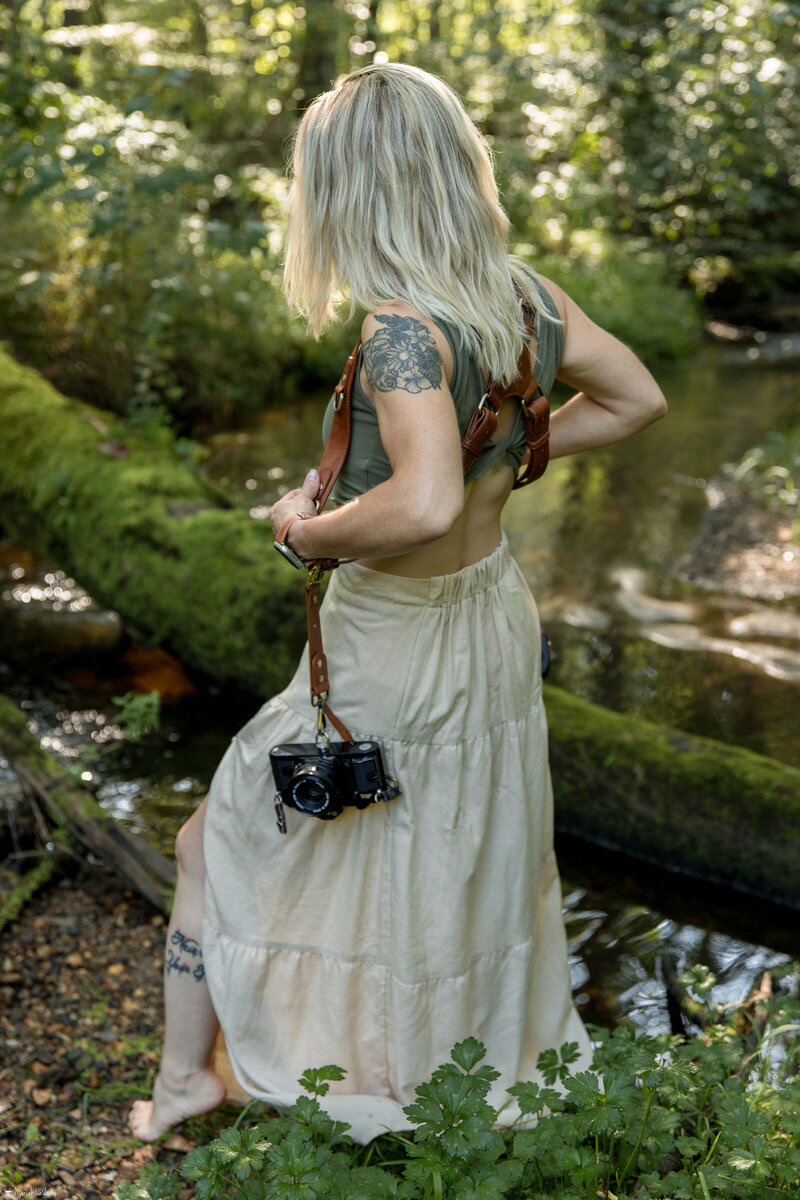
top-left (283, 62), bottom-right (554, 385)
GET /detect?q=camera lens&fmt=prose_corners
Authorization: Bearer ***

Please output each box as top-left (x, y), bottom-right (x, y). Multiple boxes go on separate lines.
top-left (289, 759), bottom-right (338, 815)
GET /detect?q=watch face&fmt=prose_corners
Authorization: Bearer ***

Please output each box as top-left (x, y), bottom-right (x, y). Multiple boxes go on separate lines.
top-left (274, 538), bottom-right (305, 570)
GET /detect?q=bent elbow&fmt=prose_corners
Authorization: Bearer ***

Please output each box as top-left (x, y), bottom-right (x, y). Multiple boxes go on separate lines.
top-left (650, 391), bottom-right (668, 423)
top-left (651, 381), bottom-right (668, 418)
top-left (421, 506), bottom-right (460, 542)
top-left (410, 490), bottom-right (463, 542)
top-left (633, 388), bottom-right (667, 433)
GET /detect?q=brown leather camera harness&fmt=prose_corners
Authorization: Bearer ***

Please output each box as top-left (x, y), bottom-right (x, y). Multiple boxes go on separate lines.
top-left (274, 288), bottom-right (551, 752)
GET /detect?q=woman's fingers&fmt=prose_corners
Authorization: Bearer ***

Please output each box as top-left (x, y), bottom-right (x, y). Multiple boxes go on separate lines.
top-left (300, 468), bottom-right (319, 502)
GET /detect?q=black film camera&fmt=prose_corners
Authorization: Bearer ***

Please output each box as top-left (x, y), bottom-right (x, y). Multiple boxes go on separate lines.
top-left (270, 739), bottom-right (401, 831)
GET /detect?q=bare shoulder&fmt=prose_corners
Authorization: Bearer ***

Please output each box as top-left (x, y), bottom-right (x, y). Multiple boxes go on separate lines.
top-left (360, 303), bottom-right (454, 396)
top-left (532, 273), bottom-right (666, 414)
top-left (529, 272), bottom-right (569, 322)
top-left (532, 271), bottom-right (630, 376)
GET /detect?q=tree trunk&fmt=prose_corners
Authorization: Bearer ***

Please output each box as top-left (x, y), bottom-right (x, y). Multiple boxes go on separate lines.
top-left (545, 685), bottom-right (800, 909)
top-left (294, 0), bottom-right (344, 101)
top-left (0, 349), bottom-right (306, 699)
top-left (429, 0), bottom-right (442, 44)
top-left (2, 348), bottom-right (800, 907)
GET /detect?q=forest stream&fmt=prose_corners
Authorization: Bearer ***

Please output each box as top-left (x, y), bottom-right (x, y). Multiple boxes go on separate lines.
top-left (2, 336), bottom-right (799, 1034)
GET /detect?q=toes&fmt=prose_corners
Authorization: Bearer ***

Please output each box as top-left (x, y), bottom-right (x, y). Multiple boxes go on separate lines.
top-left (128, 1100), bottom-right (150, 1134)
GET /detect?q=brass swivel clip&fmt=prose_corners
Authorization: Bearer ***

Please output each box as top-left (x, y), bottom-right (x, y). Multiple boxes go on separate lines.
top-left (312, 693), bottom-right (331, 750)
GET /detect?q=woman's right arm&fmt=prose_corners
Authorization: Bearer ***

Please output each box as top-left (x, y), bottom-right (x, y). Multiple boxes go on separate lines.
top-left (537, 274), bottom-right (668, 459)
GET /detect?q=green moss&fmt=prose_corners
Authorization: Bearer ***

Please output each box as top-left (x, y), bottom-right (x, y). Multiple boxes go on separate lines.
top-left (0, 854), bottom-right (61, 935)
top-left (544, 684), bottom-right (800, 906)
top-left (0, 694), bottom-right (51, 769)
top-left (0, 349), bottom-right (306, 694)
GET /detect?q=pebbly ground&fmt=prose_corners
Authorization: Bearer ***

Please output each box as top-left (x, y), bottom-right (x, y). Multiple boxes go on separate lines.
top-left (0, 862), bottom-right (250, 1200)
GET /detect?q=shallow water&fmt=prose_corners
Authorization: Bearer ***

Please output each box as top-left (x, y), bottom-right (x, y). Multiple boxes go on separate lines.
top-left (2, 337), bottom-right (799, 1032)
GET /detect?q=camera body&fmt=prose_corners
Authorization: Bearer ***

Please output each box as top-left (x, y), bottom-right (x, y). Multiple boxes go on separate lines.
top-left (270, 739), bottom-right (401, 823)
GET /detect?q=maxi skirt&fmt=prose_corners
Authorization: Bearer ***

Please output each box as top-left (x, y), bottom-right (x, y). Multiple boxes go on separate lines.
top-left (203, 535), bottom-right (593, 1143)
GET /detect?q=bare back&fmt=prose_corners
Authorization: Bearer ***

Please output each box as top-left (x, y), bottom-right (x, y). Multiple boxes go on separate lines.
top-left (360, 415), bottom-right (519, 577)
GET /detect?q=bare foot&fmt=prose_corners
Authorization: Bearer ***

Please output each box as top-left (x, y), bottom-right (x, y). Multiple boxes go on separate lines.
top-left (128, 1065), bottom-right (227, 1142)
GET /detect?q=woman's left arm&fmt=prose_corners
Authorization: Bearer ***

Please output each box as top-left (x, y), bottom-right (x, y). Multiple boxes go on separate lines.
top-left (269, 305), bottom-right (464, 562)
top-left (537, 273), bottom-right (668, 458)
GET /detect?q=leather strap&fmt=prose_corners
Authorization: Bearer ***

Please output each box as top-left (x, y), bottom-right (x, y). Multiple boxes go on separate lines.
top-left (301, 287), bottom-right (551, 739)
top-left (461, 297), bottom-right (550, 487)
top-left (315, 343), bottom-right (360, 512)
top-left (305, 577), bottom-right (353, 740)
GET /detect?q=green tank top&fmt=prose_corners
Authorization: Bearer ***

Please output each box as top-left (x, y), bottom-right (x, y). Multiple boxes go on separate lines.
top-left (320, 276), bottom-right (563, 504)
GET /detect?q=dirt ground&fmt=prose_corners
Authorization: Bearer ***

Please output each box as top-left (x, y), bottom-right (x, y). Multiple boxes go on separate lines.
top-left (0, 862), bottom-right (250, 1200)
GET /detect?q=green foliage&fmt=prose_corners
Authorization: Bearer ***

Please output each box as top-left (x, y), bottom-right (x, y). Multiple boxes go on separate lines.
top-left (732, 428), bottom-right (800, 538)
top-left (111, 689), bottom-right (161, 740)
top-left (114, 975), bottom-right (800, 1200)
top-left (534, 241), bottom-right (701, 359)
top-left (13, 0), bottom-right (798, 427)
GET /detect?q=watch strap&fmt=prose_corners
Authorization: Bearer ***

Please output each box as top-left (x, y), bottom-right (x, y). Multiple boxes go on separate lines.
top-left (274, 514), bottom-right (309, 570)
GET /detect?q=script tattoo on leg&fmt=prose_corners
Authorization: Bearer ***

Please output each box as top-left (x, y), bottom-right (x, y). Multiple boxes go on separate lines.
top-left (165, 927), bottom-right (206, 981)
top-left (362, 315), bottom-right (443, 394)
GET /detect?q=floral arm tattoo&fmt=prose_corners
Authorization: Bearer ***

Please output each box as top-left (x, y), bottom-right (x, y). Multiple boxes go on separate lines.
top-left (362, 314), bottom-right (443, 395)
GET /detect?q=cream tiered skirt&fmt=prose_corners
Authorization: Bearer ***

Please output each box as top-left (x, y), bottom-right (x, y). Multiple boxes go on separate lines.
top-left (202, 535), bottom-right (592, 1143)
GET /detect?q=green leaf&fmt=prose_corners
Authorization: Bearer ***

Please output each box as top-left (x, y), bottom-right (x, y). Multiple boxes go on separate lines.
top-left (675, 1134), bottom-right (707, 1158)
top-left (507, 1080), bottom-right (564, 1116)
top-left (678, 964), bottom-right (717, 997)
top-left (563, 1070), bottom-right (603, 1104)
top-left (451, 1038), bottom-right (488, 1072)
top-left (298, 1063), bottom-right (347, 1097)
top-left (535, 1048), bottom-right (560, 1085)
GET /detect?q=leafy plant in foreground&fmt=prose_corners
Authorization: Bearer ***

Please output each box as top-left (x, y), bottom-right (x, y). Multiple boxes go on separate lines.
top-left (115, 969), bottom-right (800, 1199)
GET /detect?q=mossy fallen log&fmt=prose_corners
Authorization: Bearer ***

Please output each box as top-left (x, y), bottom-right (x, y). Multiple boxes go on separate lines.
top-left (0, 694), bottom-right (176, 914)
top-left (0, 853), bottom-right (62, 936)
top-left (0, 348), bottom-right (305, 697)
top-left (545, 684), bottom-right (800, 909)
top-left (2, 349), bottom-right (800, 906)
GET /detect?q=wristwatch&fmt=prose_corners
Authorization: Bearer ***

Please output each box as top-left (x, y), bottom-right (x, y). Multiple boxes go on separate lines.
top-left (273, 513), bottom-right (312, 570)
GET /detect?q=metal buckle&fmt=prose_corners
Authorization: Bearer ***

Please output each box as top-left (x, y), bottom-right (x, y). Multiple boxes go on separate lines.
top-left (522, 385), bottom-right (544, 414)
top-left (306, 561), bottom-right (325, 588)
top-left (314, 699), bottom-right (330, 750)
top-left (477, 391), bottom-right (491, 411)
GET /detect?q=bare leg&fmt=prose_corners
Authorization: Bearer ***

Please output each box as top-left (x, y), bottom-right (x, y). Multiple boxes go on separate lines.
top-left (129, 796), bottom-right (226, 1141)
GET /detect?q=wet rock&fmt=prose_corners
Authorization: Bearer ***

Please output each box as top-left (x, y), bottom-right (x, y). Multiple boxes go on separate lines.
top-left (0, 592), bottom-right (124, 661)
top-left (563, 603), bottom-right (611, 630)
top-left (610, 566), bottom-right (697, 623)
top-left (727, 608), bottom-right (800, 641)
top-left (644, 623), bottom-right (800, 682)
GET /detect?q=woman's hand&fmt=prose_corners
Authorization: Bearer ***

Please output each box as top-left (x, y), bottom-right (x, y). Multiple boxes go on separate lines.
top-left (268, 468), bottom-right (319, 539)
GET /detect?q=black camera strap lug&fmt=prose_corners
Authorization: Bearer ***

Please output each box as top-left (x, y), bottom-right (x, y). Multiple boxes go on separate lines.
top-left (274, 793), bottom-right (288, 835)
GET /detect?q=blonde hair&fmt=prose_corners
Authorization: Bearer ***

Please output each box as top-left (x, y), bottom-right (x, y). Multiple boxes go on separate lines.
top-left (283, 62), bottom-right (553, 385)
